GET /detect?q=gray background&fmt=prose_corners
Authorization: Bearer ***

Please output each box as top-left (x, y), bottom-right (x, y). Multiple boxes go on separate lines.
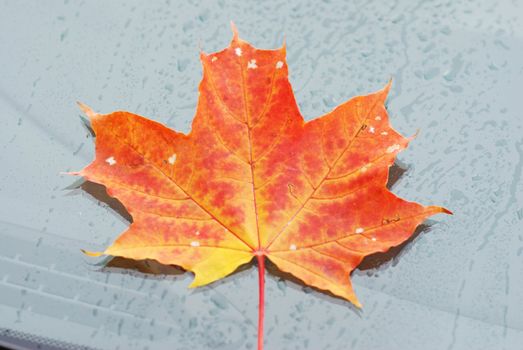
top-left (0, 0), bottom-right (522, 349)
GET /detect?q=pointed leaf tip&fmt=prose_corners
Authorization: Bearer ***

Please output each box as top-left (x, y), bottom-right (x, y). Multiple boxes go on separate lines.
top-left (429, 206), bottom-right (453, 215)
top-left (408, 129), bottom-right (421, 141)
top-left (188, 275), bottom-right (205, 289)
top-left (60, 171), bottom-right (81, 176)
top-left (188, 281), bottom-right (198, 289)
top-left (77, 101), bottom-right (96, 119)
top-left (441, 207), bottom-right (453, 215)
top-left (81, 249), bottom-right (104, 257)
top-left (230, 21), bottom-right (239, 42)
top-left (379, 79), bottom-right (392, 100)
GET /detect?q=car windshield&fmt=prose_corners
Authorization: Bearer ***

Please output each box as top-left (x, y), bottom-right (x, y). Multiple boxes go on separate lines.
top-left (1, 1), bottom-right (522, 349)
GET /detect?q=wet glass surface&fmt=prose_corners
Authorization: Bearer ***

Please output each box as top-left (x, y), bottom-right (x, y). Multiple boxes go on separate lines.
top-left (0, 0), bottom-right (522, 349)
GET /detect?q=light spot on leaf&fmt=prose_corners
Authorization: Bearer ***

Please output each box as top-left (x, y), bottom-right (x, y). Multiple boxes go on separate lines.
top-left (105, 156), bottom-right (116, 166)
top-left (381, 131), bottom-right (388, 136)
top-left (386, 144), bottom-right (401, 153)
top-left (369, 126), bottom-right (375, 133)
top-left (247, 59), bottom-right (257, 69)
top-left (276, 61), bottom-right (284, 69)
top-left (355, 227), bottom-right (364, 234)
top-left (211, 56), bottom-right (218, 62)
top-left (375, 116), bottom-right (382, 121)
top-left (190, 241), bottom-right (200, 247)
top-left (235, 47), bottom-right (242, 56)
top-left (168, 154), bottom-right (177, 164)
top-left (289, 244), bottom-right (297, 251)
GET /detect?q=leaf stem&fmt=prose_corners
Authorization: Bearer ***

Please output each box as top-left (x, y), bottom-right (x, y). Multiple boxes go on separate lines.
top-left (257, 254), bottom-right (265, 350)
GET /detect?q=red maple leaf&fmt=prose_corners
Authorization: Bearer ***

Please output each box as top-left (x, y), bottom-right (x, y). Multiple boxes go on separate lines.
top-left (71, 24), bottom-right (451, 349)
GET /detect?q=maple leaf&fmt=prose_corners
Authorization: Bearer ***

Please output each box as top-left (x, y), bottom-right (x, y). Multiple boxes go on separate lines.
top-left (71, 25), bottom-right (450, 349)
